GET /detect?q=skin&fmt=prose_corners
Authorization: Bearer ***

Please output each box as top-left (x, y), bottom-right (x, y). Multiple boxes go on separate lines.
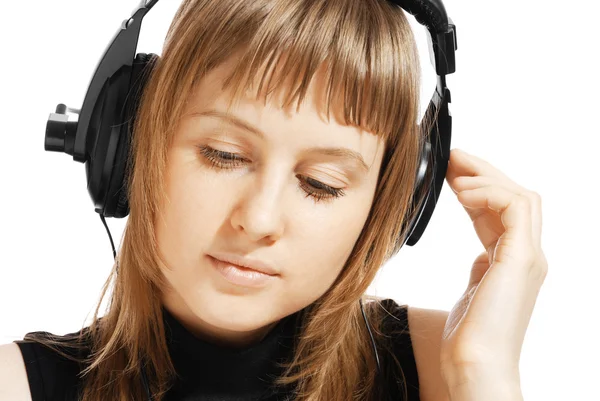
top-left (155, 54), bottom-right (386, 349)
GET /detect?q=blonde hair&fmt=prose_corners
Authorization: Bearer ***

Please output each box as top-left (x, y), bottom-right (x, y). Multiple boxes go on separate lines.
top-left (24, 0), bottom-right (433, 400)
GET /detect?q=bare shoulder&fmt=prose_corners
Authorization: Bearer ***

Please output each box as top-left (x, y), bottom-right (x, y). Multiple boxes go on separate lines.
top-left (407, 306), bottom-right (451, 401)
top-left (0, 343), bottom-right (32, 401)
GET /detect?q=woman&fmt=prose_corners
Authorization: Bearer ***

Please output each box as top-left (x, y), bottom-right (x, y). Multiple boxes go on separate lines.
top-left (0, 0), bottom-right (547, 400)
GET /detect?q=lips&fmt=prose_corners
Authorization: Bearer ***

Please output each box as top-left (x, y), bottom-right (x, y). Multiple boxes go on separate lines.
top-left (207, 252), bottom-right (279, 276)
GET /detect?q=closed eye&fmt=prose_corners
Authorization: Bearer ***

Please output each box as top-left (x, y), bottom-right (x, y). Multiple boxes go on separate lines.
top-left (196, 145), bottom-right (346, 203)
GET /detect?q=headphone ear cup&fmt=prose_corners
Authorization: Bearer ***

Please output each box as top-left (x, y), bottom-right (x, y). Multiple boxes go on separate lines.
top-left (392, 140), bottom-right (433, 255)
top-left (109, 52), bottom-right (159, 218)
top-left (399, 91), bottom-right (452, 250)
top-left (404, 141), bottom-right (433, 245)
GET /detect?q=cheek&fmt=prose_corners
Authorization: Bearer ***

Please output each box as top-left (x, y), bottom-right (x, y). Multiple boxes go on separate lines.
top-left (156, 156), bottom-right (228, 271)
top-left (284, 197), bottom-right (372, 301)
top-left (307, 194), bottom-right (372, 258)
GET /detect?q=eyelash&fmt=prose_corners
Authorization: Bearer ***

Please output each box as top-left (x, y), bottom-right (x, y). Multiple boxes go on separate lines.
top-left (197, 145), bottom-right (346, 203)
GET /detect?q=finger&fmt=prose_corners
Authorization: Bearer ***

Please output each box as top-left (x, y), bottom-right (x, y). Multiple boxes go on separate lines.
top-left (521, 190), bottom-right (543, 250)
top-left (448, 176), bottom-right (515, 224)
top-left (458, 185), bottom-right (534, 248)
top-left (451, 176), bottom-right (542, 249)
top-left (446, 149), bottom-right (523, 191)
top-left (448, 175), bottom-right (503, 194)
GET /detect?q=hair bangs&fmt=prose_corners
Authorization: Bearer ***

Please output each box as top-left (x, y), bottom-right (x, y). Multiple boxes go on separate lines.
top-left (217, 0), bottom-right (420, 145)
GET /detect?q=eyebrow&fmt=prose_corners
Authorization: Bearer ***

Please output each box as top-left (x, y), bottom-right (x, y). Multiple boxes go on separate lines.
top-left (188, 109), bottom-right (370, 173)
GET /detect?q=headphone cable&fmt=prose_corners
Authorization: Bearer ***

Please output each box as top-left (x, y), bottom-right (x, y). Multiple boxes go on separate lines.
top-left (99, 213), bottom-right (118, 270)
top-left (99, 213), bottom-right (153, 400)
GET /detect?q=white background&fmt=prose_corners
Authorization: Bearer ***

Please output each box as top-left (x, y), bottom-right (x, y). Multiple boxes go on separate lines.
top-left (1, 0), bottom-right (598, 400)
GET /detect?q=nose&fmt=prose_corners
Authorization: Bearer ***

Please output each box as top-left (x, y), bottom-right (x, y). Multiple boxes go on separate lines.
top-left (229, 171), bottom-right (286, 244)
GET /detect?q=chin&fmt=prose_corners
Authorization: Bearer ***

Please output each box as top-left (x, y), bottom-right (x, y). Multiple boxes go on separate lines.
top-left (185, 288), bottom-right (280, 332)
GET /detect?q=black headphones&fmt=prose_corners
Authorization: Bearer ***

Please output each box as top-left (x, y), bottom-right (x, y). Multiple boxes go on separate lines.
top-left (45, 0), bottom-right (456, 399)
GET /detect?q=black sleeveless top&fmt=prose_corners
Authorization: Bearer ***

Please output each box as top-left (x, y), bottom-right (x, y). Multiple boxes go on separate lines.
top-left (14, 299), bottom-right (420, 401)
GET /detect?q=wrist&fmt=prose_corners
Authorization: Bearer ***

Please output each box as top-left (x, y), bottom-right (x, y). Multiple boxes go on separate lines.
top-left (443, 366), bottom-right (523, 401)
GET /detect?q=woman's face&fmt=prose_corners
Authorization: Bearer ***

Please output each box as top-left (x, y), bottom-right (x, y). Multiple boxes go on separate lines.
top-left (156, 56), bottom-right (385, 348)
